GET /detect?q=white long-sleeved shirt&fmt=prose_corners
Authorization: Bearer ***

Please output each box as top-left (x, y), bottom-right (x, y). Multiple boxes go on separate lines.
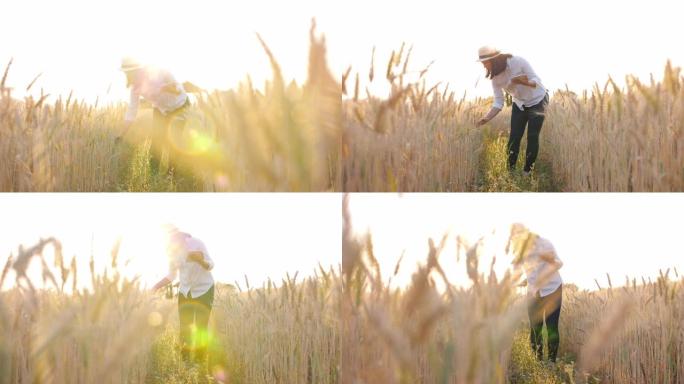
top-left (522, 236), bottom-right (563, 297)
top-left (124, 67), bottom-right (188, 123)
top-left (166, 232), bottom-right (215, 298)
top-left (491, 56), bottom-right (546, 110)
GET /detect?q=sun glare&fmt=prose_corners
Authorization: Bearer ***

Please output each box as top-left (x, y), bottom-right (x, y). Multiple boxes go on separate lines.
top-left (115, 221), bottom-right (169, 285)
top-left (0, 0), bottom-right (334, 104)
top-left (347, 194), bottom-right (684, 292)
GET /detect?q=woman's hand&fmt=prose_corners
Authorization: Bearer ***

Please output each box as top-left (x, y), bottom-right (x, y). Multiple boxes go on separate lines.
top-left (187, 252), bottom-right (204, 263)
top-left (475, 107), bottom-right (502, 127)
top-left (187, 251), bottom-right (211, 270)
top-left (162, 83), bottom-right (181, 95)
top-left (151, 276), bottom-right (172, 292)
top-left (511, 75), bottom-right (536, 88)
top-left (116, 121), bottom-right (133, 143)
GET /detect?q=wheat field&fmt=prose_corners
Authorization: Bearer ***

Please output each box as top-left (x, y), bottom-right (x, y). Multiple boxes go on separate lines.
top-left (342, 45), bottom-right (684, 192)
top-left (543, 62), bottom-right (684, 191)
top-left (341, 197), bottom-right (683, 384)
top-left (0, 21), bottom-right (341, 192)
top-left (0, 237), bottom-right (340, 384)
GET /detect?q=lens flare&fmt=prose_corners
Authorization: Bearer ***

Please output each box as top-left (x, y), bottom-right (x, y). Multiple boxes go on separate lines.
top-left (214, 173), bottom-right (229, 189)
top-left (212, 366), bottom-right (227, 383)
top-left (166, 111), bottom-right (216, 157)
top-left (147, 311), bottom-right (163, 327)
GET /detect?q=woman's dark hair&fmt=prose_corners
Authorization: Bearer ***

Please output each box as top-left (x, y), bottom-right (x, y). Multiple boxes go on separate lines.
top-left (485, 53), bottom-right (513, 79)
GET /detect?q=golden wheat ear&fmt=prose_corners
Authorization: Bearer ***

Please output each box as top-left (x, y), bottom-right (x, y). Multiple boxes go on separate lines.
top-left (182, 81), bottom-right (204, 94)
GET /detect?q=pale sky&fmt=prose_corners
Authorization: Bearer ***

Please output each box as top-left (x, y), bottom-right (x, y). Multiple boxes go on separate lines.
top-left (347, 194), bottom-right (684, 291)
top-left (0, 194), bottom-right (341, 291)
top-left (0, 0), bottom-right (345, 104)
top-left (4, 1), bottom-right (681, 106)
top-left (336, 0), bottom-right (684, 99)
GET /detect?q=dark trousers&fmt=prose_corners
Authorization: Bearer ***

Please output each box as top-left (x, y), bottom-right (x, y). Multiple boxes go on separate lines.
top-left (178, 285), bottom-right (214, 365)
top-left (150, 100), bottom-right (189, 174)
top-left (508, 93), bottom-right (549, 172)
top-left (527, 284), bottom-right (562, 362)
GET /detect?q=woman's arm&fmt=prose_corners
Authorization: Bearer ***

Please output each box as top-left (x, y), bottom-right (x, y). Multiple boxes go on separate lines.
top-left (118, 90), bottom-right (139, 140)
top-left (187, 251), bottom-right (212, 270)
top-left (153, 253), bottom-right (179, 291)
top-left (540, 252), bottom-right (563, 271)
top-left (151, 276), bottom-right (172, 291)
top-left (511, 57), bottom-right (539, 88)
top-left (161, 83), bottom-right (182, 96)
top-left (476, 82), bottom-right (505, 127)
top-left (476, 107), bottom-right (502, 127)
top-left (534, 251), bottom-right (562, 290)
top-left (160, 70), bottom-right (182, 95)
top-left (511, 75), bottom-right (537, 88)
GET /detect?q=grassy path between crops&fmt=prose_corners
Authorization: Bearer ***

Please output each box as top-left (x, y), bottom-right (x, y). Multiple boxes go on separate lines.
top-left (117, 141), bottom-right (206, 192)
top-left (142, 309), bottom-right (591, 384)
top-left (507, 331), bottom-right (604, 384)
top-left (145, 325), bottom-right (233, 384)
top-left (144, 326), bottom-right (595, 384)
top-left (475, 128), bottom-right (561, 192)
top-left (119, 131), bottom-right (566, 193)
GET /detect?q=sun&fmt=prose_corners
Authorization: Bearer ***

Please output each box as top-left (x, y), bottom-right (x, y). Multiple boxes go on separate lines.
top-left (97, 218), bottom-right (169, 287)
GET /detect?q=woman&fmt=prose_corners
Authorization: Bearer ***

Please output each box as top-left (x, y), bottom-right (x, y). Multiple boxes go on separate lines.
top-left (118, 57), bottom-right (190, 174)
top-left (152, 225), bottom-right (215, 368)
top-left (475, 46), bottom-right (549, 174)
top-left (508, 223), bottom-right (563, 362)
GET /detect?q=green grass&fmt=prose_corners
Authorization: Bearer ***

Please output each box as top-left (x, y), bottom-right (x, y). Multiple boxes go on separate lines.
top-left (118, 140), bottom-right (205, 192)
top-left (508, 330), bottom-right (608, 384)
top-left (476, 127), bottom-right (560, 192)
top-left (509, 331), bottom-right (574, 384)
top-left (145, 324), bottom-right (231, 384)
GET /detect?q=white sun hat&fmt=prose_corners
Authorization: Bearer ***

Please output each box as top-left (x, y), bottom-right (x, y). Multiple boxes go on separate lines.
top-left (477, 46), bottom-right (501, 62)
top-left (510, 222), bottom-right (529, 237)
top-left (161, 223), bottom-right (180, 235)
top-left (120, 57), bottom-right (143, 72)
